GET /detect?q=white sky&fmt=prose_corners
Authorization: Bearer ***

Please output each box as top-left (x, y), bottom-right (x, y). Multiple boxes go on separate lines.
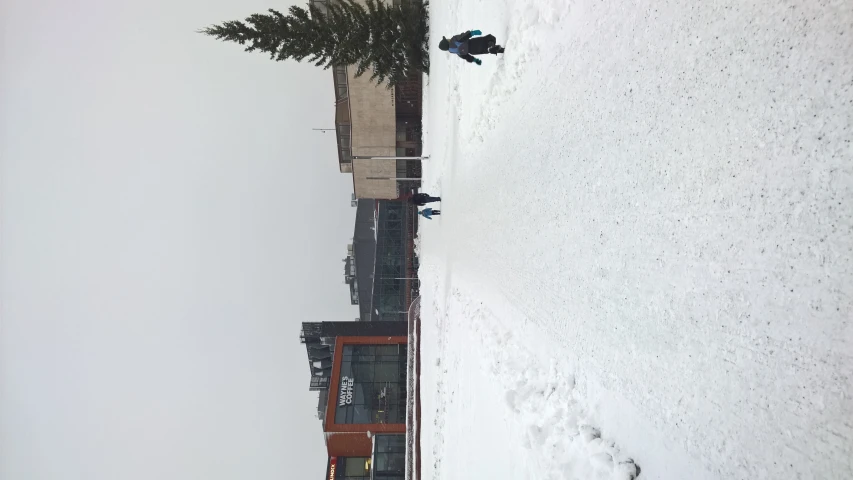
top-left (1, 0), bottom-right (357, 478)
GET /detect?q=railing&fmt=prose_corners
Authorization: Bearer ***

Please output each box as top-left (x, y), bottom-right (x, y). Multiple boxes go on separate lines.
top-left (337, 124), bottom-right (352, 165)
top-left (333, 64), bottom-right (352, 168)
top-left (334, 65), bottom-right (348, 101)
top-left (300, 322), bottom-right (323, 342)
top-left (405, 296), bottom-right (421, 480)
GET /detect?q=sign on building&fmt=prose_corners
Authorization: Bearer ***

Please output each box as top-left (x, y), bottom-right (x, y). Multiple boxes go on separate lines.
top-left (328, 457), bottom-right (337, 480)
top-left (338, 376), bottom-right (355, 406)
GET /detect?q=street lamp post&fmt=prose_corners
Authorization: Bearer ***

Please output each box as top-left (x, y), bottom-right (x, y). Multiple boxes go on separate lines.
top-left (367, 177), bottom-right (423, 181)
top-left (353, 155), bottom-right (430, 160)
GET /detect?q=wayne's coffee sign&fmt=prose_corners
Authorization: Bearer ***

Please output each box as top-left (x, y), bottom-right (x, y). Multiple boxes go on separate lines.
top-left (338, 376), bottom-right (355, 406)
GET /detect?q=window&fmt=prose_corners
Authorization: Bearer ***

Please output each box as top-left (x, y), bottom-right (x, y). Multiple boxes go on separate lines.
top-left (334, 66), bottom-right (349, 100)
top-left (371, 200), bottom-right (412, 322)
top-left (406, 127), bottom-right (420, 142)
top-left (373, 435), bottom-right (406, 479)
top-left (335, 345), bottom-right (408, 424)
top-left (337, 457), bottom-right (371, 480)
top-left (337, 125), bottom-right (352, 164)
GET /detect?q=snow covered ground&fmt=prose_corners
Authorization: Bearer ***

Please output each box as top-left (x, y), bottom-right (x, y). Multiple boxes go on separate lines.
top-left (417, 0), bottom-right (853, 478)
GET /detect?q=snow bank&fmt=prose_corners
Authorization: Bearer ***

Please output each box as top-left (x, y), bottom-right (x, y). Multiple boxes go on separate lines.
top-left (405, 296), bottom-right (420, 480)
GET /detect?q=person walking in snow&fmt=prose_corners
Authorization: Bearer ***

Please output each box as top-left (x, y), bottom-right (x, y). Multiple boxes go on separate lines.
top-left (409, 193), bottom-right (441, 206)
top-left (418, 208), bottom-right (441, 219)
top-left (438, 29), bottom-right (504, 65)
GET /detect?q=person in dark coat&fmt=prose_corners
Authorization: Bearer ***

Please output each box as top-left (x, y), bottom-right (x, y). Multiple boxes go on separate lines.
top-left (438, 30), bottom-right (504, 65)
top-left (410, 193), bottom-right (441, 206)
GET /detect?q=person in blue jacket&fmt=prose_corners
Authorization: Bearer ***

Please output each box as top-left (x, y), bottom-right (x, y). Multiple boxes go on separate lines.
top-left (438, 29), bottom-right (504, 65)
top-left (418, 208), bottom-right (441, 219)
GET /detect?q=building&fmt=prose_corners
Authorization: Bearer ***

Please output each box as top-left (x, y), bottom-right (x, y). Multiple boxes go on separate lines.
top-left (371, 200), bottom-right (419, 320)
top-left (343, 198), bottom-right (419, 322)
top-left (301, 321), bottom-right (409, 479)
top-left (309, 0), bottom-right (424, 200)
top-left (344, 200), bottom-right (376, 321)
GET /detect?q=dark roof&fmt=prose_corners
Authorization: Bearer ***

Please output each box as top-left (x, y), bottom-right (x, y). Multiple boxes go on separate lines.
top-left (352, 200), bottom-right (377, 320)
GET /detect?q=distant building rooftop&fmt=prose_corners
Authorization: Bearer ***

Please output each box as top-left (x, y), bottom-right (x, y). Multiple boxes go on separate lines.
top-left (349, 199), bottom-right (378, 321)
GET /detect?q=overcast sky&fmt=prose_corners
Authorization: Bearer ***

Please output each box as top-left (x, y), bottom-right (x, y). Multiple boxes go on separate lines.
top-left (1, 0), bottom-right (357, 478)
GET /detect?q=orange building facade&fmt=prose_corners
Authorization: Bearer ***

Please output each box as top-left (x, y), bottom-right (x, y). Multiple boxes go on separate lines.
top-left (301, 322), bottom-right (408, 480)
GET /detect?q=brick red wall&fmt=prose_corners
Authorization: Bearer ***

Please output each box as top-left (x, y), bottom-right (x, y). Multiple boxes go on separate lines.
top-left (326, 432), bottom-right (373, 457)
top-left (324, 335), bottom-right (408, 436)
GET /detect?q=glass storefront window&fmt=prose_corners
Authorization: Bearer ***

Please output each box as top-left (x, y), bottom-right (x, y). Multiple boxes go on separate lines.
top-left (336, 457), bottom-right (371, 480)
top-left (373, 435), bottom-right (406, 479)
top-left (371, 201), bottom-right (411, 322)
top-left (335, 345), bottom-right (408, 425)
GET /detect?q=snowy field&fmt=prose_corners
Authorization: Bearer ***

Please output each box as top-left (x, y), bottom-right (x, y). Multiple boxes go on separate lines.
top-left (416, 0), bottom-right (853, 478)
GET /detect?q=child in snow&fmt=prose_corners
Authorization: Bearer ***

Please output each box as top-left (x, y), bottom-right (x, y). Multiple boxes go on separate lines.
top-left (438, 30), bottom-right (504, 65)
top-left (410, 193), bottom-right (441, 206)
top-left (418, 208), bottom-right (441, 219)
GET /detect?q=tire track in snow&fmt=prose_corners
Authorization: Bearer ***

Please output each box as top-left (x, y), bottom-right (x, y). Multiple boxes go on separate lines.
top-left (417, 272), bottom-right (452, 480)
top-left (465, 0), bottom-right (574, 144)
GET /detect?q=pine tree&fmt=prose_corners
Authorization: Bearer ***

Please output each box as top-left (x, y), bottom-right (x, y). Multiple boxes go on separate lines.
top-left (200, 0), bottom-right (429, 87)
